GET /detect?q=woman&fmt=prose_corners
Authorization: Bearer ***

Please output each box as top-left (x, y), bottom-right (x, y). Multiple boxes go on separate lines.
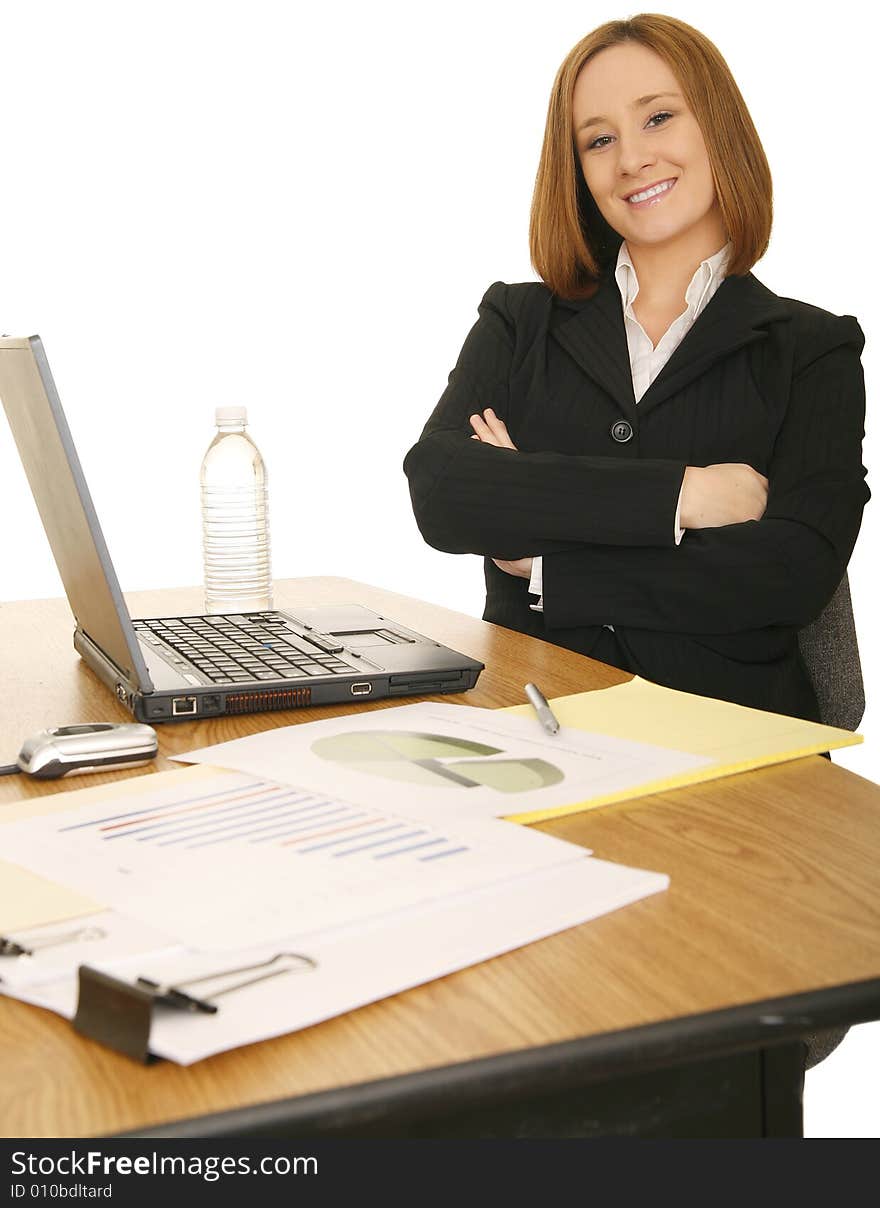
top-left (404, 13), bottom-right (868, 723)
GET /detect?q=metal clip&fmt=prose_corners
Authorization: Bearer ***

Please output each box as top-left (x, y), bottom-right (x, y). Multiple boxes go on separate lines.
top-left (135, 951), bottom-right (317, 1014)
top-left (0, 923), bottom-right (107, 958)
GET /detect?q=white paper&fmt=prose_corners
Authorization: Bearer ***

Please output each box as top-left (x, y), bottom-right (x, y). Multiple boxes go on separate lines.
top-left (11, 857), bottom-right (668, 1064)
top-left (0, 768), bottom-right (590, 949)
top-left (174, 702), bottom-right (712, 820)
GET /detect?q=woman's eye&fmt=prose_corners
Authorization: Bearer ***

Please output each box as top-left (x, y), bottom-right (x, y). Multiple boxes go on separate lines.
top-left (584, 111), bottom-right (674, 152)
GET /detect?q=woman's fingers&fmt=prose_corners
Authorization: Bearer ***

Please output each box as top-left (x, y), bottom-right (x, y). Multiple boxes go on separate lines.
top-left (469, 412), bottom-right (496, 442)
top-left (483, 408), bottom-right (517, 448)
top-left (469, 408), bottom-right (517, 450)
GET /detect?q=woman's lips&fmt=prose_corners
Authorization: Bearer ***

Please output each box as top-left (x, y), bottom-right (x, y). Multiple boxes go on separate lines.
top-left (624, 178), bottom-right (677, 209)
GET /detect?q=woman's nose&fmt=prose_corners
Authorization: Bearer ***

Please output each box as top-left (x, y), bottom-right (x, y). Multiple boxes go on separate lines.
top-left (616, 135), bottom-right (656, 178)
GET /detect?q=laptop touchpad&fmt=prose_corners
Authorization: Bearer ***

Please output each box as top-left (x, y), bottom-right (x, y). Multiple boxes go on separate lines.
top-left (334, 629), bottom-right (414, 649)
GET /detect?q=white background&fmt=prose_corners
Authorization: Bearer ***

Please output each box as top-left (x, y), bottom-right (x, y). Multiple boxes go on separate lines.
top-left (0, 0), bottom-right (876, 1135)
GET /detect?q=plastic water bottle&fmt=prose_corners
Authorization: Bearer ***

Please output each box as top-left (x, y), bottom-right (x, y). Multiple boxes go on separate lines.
top-left (200, 406), bottom-right (273, 614)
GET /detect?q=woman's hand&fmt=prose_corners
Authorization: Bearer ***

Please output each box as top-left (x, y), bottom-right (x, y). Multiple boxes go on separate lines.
top-left (680, 463), bottom-right (769, 528)
top-left (492, 557), bottom-right (533, 579)
top-left (469, 410), bottom-right (530, 577)
top-left (469, 409), bottom-right (518, 450)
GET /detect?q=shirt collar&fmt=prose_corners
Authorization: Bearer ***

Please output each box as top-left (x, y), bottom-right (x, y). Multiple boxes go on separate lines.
top-left (614, 239), bottom-right (733, 317)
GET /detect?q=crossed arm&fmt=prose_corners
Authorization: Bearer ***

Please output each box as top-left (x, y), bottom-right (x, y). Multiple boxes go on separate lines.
top-left (469, 408), bottom-right (770, 581)
top-left (403, 285), bottom-right (868, 635)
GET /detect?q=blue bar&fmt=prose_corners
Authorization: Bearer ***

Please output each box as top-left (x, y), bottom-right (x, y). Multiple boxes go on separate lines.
top-left (373, 837), bottom-right (450, 859)
top-left (297, 822), bottom-right (406, 854)
top-left (331, 829), bottom-right (428, 858)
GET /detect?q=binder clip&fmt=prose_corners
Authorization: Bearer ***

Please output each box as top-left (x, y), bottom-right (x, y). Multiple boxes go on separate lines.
top-left (73, 951), bottom-right (317, 1063)
top-left (0, 923), bottom-right (107, 958)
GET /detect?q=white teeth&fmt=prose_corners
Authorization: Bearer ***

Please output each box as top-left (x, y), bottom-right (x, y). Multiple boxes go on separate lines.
top-left (627, 179), bottom-right (675, 203)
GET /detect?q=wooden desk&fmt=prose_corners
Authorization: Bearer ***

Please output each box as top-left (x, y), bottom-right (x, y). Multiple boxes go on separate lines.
top-left (2, 578), bottom-right (880, 1138)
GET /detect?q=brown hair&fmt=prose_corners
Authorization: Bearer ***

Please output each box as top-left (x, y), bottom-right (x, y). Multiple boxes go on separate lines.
top-left (529, 13), bottom-right (773, 298)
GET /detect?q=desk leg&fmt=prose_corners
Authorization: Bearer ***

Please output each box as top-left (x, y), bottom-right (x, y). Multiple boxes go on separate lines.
top-left (761, 1042), bottom-right (806, 1137)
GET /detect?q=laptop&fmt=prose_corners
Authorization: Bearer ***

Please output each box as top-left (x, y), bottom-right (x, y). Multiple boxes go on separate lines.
top-left (0, 335), bottom-right (484, 722)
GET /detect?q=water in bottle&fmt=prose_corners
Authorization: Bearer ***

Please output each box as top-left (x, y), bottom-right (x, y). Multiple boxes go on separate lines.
top-left (200, 406), bottom-right (273, 614)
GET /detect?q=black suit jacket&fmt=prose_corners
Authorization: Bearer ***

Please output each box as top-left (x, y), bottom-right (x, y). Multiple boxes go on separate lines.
top-left (403, 269), bottom-right (869, 721)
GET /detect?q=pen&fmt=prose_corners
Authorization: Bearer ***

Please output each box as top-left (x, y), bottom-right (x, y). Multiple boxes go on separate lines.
top-left (524, 682), bottom-right (560, 736)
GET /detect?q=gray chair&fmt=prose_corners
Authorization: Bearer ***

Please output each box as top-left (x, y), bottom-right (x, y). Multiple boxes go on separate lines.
top-left (796, 571), bottom-right (865, 1068)
top-left (798, 571), bottom-right (865, 733)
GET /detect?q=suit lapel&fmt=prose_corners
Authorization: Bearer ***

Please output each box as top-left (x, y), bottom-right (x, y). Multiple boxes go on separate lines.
top-left (551, 269), bottom-right (791, 421)
top-left (551, 273), bottom-right (638, 424)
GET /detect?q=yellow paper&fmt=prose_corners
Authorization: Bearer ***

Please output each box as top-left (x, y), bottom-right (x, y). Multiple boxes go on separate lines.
top-left (501, 676), bottom-right (861, 824)
top-left (0, 765), bottom-right (218, 933)
top-left (0, 863), bottom-right (101, 933)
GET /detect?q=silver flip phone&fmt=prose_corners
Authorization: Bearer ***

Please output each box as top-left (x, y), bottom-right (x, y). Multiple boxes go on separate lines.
top-left (16, 723), bottom-right (158, 779)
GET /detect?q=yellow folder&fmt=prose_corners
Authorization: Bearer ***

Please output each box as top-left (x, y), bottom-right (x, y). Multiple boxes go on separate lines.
top-left (500, 675), bottom-right (862, 825)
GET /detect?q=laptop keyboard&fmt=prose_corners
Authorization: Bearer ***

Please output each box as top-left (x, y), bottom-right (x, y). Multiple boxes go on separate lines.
top-left (133, 613), bottom-right (353, 684)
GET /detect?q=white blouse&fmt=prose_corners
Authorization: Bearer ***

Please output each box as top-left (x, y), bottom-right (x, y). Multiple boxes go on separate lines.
top-left (528, 238), bottom-right (733, 612)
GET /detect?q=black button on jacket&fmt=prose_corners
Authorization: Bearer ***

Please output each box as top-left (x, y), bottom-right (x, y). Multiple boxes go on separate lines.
top-left (403, 270), bottom-right (869, 721)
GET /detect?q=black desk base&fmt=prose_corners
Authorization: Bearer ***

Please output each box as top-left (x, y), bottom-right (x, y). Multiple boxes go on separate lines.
top-left (343, 1044), bottom-right (807, 1138)
top-left (120, 1043), bottom-right (806, 1139)
top-left (119, 979), bottom-right (880, 1140)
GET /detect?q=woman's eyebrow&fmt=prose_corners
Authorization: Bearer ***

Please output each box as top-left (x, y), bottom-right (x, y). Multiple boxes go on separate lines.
top-left (576, 91), bottom-right (682, 133)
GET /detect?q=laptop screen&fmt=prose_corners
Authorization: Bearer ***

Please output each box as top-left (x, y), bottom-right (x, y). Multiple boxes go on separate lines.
top-left (0, 336), bottom-right (152, 689)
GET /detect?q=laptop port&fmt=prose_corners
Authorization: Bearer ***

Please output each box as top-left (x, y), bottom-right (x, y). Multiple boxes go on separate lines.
top-left (172, 696), bottom-right (198, 716)
top-left (350, 682), bottom-right (372, 696)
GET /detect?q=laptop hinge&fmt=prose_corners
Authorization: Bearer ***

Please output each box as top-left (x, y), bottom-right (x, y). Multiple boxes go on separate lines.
top-left (74, 627), bottom-right (154, 703)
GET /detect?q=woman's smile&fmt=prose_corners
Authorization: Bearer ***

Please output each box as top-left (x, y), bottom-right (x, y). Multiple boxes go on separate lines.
top-left (623, 177), bottom-right (677, 208)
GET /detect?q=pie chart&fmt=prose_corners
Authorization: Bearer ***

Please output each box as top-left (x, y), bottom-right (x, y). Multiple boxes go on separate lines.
top-left (311, 730), bottom-right (564, 793)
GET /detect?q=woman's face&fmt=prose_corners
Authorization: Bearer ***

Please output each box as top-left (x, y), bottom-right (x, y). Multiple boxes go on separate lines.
top-left (572, 41), bottom-right (726, 259)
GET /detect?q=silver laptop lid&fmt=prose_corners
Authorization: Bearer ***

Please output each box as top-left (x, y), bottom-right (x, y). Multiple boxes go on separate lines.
top-left (0, 335), bottom-right (153, 690)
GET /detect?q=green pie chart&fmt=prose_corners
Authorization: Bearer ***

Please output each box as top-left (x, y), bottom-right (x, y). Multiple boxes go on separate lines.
top-left (310, 730), bottom-right (564, 793)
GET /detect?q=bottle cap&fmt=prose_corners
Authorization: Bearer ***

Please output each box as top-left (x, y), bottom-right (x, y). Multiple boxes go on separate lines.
top-left (215, 406), bottom-right (247, 424)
